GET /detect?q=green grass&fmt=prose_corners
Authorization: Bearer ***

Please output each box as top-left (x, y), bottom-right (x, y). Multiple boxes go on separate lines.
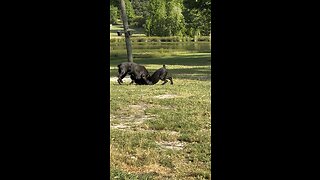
top-left (110, 49), bottom-right (211, 179)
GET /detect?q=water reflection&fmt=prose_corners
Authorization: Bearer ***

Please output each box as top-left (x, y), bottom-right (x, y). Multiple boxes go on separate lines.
top-left (110, 42), bottom-right (211, 53)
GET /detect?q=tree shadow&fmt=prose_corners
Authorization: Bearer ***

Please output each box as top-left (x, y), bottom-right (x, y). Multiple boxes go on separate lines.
top-left (110, 67), bottom-right (211, 82)
top-left (109, 54), bottom-right (211, 82)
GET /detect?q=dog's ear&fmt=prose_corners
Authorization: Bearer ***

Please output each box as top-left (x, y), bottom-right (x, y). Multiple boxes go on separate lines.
top-left (163, 64), bottom-right (166, 68)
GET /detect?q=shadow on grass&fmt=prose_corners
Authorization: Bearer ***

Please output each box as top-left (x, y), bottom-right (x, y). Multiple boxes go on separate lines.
top-left (109, 54), bottom-right (211, 81)
top-left (110, 67), bottom-right (211, 81)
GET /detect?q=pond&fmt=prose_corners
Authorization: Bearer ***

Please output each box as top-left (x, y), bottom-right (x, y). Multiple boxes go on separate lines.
top-left (110, 42), bottom-right (211, 57)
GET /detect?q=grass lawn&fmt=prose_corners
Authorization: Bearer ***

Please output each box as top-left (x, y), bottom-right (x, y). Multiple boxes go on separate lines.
top-left (110, 52), bottom-right (211, 179)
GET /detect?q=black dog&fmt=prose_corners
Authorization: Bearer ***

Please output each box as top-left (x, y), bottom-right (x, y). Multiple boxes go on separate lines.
top-left (117, 62), bottom-right (152, 85)
top-left (129, 73), bottom-right (150, 85)
top-left (131, 65), bottom-right (173, 85)
top-left (149, 65), bottom-right (173, 85)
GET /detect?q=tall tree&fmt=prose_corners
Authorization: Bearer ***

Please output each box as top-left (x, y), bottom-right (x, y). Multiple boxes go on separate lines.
top-left (131, 0), bottom-right (149, 28)
top-left (183, 0), bottom-right (211, 36)
top-left (145, 0), bottom-right (166, 36)
top-left (145, 0), bottom-right (185, 36)
top-left (131, 0), bottom-right (149, 17)
top-left (166, 0), bottom-right (185, 36)
top-left (111, 0), bottom-right (136, 25)
top-left (119, 0), bottom-right (133, 62)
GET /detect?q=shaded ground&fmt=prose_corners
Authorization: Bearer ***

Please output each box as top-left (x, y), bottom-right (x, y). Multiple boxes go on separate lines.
top-left (110, 53), bottom-right (211, 82)
top-left (110, 24), bottom-right (146, 37)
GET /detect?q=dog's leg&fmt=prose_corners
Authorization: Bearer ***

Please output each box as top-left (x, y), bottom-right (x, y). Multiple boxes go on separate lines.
top-left (117, 73), bottom-right (122, 84)
top-left (117, 67), bottom-right (124, 83)
top-left (160, 72), bottom-right (170, 85)
top-left (167, 77), bottom-right (173, 85)
top-left (129, 74), bottom-right (135, 85)
top-left (117, 71), bottom-right (127, 85)
top-left (117, 75), bottom-right (123, 84)
top-left (161, 79), bottom-right (168, 85)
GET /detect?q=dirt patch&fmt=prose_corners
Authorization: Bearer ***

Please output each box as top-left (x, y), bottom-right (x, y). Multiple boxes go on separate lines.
top-left (110, 103), bottom-right (156, 130)
top-left (156, 140), bottom-right (186, 150)
top-left (165, 130), bottom-right (179, 135)
top-left (110, 116), bottom-right (152, 130)
top-left (128, 104), bottom-right (148, 112)
top-left (110, 103), bottom-right (177, 131)
top-left (154, 94), bottom-right (178, 99)
top-left (111, 124), bottom-right (131, 129)
top-left (120, 163), bottom-right (172, 177)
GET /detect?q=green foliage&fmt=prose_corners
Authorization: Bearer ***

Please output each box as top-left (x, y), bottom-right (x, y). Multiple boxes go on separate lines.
top-left (124, 0), bottom-right (136, 24)
top-left (145, 0), bottom-right (186, 37)
top-left (183, 0), bottom-right (211, 36)
top-left (131, 0), bottom-right (149, 17)
top-left (145, 0), bottom-right (166, 36)
top-left (131, 0), bottom-right (149, 29)
top-left (110, 5), bottom-right (119, 24)
top-left (110, 0), bottom-right (136, 25)
top-left (110, 0), bottom-right (118, 7)
top-left (131, 15), bottom-right (146, 28)
top-left (110, 0), bottom-right (212, 37)
top-left (165, 0), bottom-right (186, 36)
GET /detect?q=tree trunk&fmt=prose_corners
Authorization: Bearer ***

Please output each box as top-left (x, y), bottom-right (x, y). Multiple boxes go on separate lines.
top-left (119, 0), bottom-right (133, 62)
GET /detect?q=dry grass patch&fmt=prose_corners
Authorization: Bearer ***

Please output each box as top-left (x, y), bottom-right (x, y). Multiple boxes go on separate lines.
top-left (153, 94), bottom-right (178, 99)
top-left (121, 163), bottom-right (173, 177)
top-left (156, 140), bottom-right (186, 150)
